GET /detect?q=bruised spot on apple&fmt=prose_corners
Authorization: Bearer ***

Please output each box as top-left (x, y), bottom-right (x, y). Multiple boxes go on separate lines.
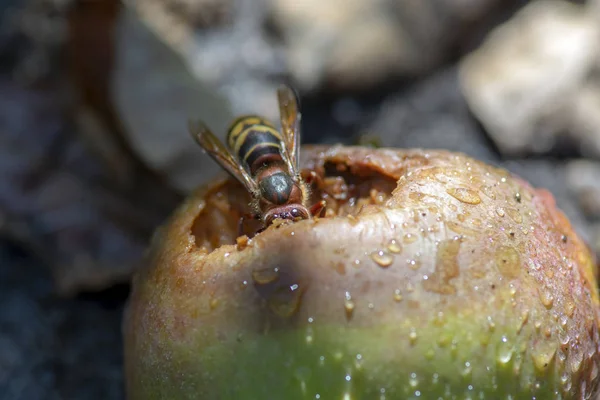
top-left (123, 145), bottom-right (600, 399)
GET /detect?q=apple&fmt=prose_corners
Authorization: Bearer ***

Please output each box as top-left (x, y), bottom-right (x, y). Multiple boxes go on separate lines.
top-left (124, 146), bottom-right (600, 399)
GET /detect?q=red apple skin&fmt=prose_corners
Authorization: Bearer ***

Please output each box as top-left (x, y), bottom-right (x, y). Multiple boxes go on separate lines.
top-left (124, 145), bottom-right (600, 399)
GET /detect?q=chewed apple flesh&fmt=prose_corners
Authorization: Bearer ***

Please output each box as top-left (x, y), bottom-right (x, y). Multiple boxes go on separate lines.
top-left (124, 145), bottom-right (600, 399)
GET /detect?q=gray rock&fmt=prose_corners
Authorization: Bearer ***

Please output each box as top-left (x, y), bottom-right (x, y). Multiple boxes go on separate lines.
top-left (268, 0), bottom-right (511, 91)
top-left (0, 0), bottom-right (73, 83)
top-left (0, 78), bottom-right (177, 296)
top-left (122, 0), bottom-right (285, 119)
top-left (123, 0), bottom-right (517, 101)
top-left (566, 159), bottom-right (600, 217)
top-left (364, 68), bottom-right (499, 163)
top-left (459, 0), bottom-right (600, 157)
top-left (568, 68), bottom-right (600, 158)
top-left (112, 7), bottom-right (234, 192)
top-left (0, 244), bottom-right (126, 400)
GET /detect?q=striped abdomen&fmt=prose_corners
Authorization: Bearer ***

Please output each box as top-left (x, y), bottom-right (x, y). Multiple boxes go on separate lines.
top-left (226, 115), bottom-right (285, 176)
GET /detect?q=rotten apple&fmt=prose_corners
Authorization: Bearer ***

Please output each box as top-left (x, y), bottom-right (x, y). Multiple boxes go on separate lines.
top-left (124, 146), bottom-right (600, 399)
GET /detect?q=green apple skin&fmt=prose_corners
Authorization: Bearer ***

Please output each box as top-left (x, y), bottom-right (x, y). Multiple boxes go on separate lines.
top-left (124, 146), bottom-right (600, 399)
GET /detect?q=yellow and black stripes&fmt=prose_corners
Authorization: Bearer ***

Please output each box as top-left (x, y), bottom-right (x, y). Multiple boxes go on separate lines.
top-left (226, 115), bottom-right (285, 175)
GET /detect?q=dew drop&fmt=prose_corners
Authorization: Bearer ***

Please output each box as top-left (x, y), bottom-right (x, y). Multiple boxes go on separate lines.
top-left (506, 208), bottom-right (523, 224)
top-left (532, 342), bottom-right (557, 372)
top-left (409, 329), bottom-right (418, 345)
top-left (447, 221), bottom-right (479, 237)
top-left (387, 239), bottom-right (403, 254)
top-left (539, 289), bottom-right (554, 309)
top-left (559, 315), bottom-right (568, 329)
top-left (409, 372), bottom-right (419, 388)
top-left (557, 349), bottom-right (567, 365)
top-left (354, 353), bottom-right (363, 369)
top-left (393, 289), bottom-right (403, 302)
top-left (494, 246), bottom-right (520, 279)
top-left (515, 192), bottom-right (521, 203)
top-left (209, 297), bottom-right (219, 310)
top-left (486, 315), bottom-right (496, 332)
top-left (425, 349), bottom-right (435, 360)
top-left (560, 372), bottom-right (571, 391)
top-left (305, 327), bottom-right (314, 344)
top-left (462, 361), bottom-right (472, 377)
top-left (447, 187), bottom-right (482, 205)
top-left (569, 348), bottom-right (584, 373)
top-left (403, 233), bottom-right (418, 244)
top-left (480, 185), bottom-right (497, 200)
top-left (517, 309), bottom-right (529, 333)
top-left (433, 311), bottom-right (446, 327)
top-left (295, 366), bottom-right (311, 394)
top-left (267, 282), bottom-right (305, 317)
top-left (344, 291), bottom-right (355, 321)
top-left (370, 250), bottom-right (394, 268)
top-left (496, 208), bottom-right (505, 217)
top-left (252, 266), bottom-right (280, 285)
top-left (564, 300), bottom-right (575, 317)
top-left (496, 336), bottom-right (514, 366)
top-left (406, 258), bottom-right (422, 270)
top-left (437, 333), bottom-right (452, 347)
top-left (513, 358), bottom-right (522, 376)
top-left (543, 326), bottom-right (552, 338)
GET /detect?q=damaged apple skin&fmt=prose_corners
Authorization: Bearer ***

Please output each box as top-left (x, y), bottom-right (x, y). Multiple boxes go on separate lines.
top-left (124, 146), bottom-right (600, 399)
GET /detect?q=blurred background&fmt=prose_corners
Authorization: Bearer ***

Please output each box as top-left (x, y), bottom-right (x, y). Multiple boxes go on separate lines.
top-left (0, 0), bottom-right (599, 398)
